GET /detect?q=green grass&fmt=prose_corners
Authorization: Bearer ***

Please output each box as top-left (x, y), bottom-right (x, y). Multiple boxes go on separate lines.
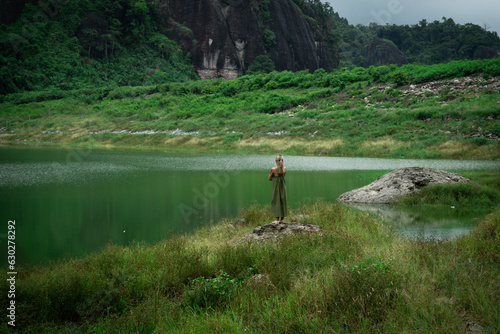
top-left (398, 171), bottom-right (500, 208)
top-left (1, 60), bottom-right (499, 159)
top-left (1, 198), bottom-right (499, 333)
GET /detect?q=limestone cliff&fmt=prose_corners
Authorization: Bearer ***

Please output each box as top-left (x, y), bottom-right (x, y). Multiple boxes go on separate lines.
top-left (157, 0), bottom-right (339, 79)
top-left (1, 0), bottom-right (339, 79)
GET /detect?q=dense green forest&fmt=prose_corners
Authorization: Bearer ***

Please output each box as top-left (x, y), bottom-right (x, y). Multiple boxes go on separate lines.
top-left (0, 0), bottom-right (499, 95)
top-left (0, 0), bottom-right (198, 95)
top-left (333, 17), bottom-right (500, 69)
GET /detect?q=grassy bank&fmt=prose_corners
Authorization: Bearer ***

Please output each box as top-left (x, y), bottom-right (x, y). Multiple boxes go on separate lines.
top-left (399, 171), bottom-right (500, 208)
top-left (2, 197), bottom-right (499, 333)
top-left (1, 60), bottom-right (499, 159)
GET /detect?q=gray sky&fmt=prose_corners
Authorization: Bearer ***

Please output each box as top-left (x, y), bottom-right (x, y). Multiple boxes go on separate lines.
top-left (327, 0), bottom-right (500, 35)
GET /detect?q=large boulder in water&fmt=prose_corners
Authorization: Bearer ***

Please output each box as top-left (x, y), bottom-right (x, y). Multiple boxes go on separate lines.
top-left (336, 167), bottom-right (470, 204)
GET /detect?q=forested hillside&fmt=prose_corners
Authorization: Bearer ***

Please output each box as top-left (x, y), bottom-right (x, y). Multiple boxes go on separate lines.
top-left (0, 0), bottom-right (499, 96)
top-left (0, 0), bottom-right (340, 95)
top-left (334, 17), bottom-right (500, 69)
top-left (0, 0), bottom-right (198, 95)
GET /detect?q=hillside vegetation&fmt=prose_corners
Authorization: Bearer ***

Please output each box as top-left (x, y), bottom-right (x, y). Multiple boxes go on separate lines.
top-left (0, 0), bottom-right (198, 95)
top-left (2, 201), bottom-right (499, 333)
top-left (0, 0), bottom-right (339, 94)
top-left (1, 59), bottom-right (499, 159)
top-left (334, 17), bottom-right (500, 69)
top-left (2, 0), bottom-right (500, 94)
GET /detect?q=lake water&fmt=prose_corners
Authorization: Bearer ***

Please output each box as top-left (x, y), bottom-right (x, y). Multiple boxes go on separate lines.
top-left (1, 146), bottom-right (499, 265)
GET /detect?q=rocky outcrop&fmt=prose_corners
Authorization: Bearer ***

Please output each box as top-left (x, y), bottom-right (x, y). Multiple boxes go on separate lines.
top-left (0, 0), bottom-right (36, 25)
top-left (157, 0), bottom-right (338, 79)
top-left (337, 167), bottom-right (470, 204)
top-left (477, 46), bottom-right (500, 60)
top-left (365, 38), bottom-right (408, 67)
top-left (2, 0), bottom-right (338, 79)
top-left (238, 221), bottom-right (322, 243)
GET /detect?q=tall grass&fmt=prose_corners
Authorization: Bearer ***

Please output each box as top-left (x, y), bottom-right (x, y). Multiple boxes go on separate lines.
top-left (399, 182), bottom-right (500, 207)
top-left (2, 200), bottom-right (499, 333)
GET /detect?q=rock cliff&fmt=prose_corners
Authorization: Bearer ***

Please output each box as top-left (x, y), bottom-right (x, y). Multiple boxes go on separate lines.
top-left (1, 0), bottom-right (339, 79)
top-left (156, 0), bottom-right (339, 79)
top-left (365, 38), bottom-right (408, 67)
top-left (477, 46), bottom-right (500, 60)
top-left (0, 0), bottom-right (35, 25)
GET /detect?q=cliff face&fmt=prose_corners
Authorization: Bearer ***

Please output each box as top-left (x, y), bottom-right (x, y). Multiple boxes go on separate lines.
top-left (157, 0), bottom-right (338, 79)
top-left (0, 0), bottom-right (36, 25)
top-left (365, 38), bottom-right (408, 67)
top-left (2, 0), bottom-right (339, 79)
top-left (477, 46), bottom-right (500, 60)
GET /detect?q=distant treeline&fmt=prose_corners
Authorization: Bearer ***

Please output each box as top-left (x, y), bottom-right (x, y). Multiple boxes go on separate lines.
top-left (334, 17), bottom-right (500, 68)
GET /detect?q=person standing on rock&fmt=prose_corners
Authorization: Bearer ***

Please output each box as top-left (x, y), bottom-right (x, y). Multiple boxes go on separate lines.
top-left (269, 154), bottom-right (288, 223)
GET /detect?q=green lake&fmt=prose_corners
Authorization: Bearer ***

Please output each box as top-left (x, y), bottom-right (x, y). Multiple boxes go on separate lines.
top-left (1, 146), bottom-right (499, 265)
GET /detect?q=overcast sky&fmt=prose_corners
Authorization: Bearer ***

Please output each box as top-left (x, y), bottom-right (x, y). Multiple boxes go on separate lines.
top-left (327, 0), bottom-right (500, 35)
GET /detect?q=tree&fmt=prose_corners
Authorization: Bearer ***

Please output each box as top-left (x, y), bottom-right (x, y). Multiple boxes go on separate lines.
top-left (247, 55), bottom-right (275, 74)
top-left (262, 29), bottom-right (276, 50)
top-left (149, 33), bottom-right (180, 60)
top-left (81, 28), bottom-right (99, 58)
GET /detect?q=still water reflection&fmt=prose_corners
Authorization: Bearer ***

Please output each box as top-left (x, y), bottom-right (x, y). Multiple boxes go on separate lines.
top-left (1, 146), bottom-right (498, 264)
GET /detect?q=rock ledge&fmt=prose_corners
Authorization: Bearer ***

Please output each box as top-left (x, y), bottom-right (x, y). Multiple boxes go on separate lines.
top-left (238, 222), bottom-right (322, 244)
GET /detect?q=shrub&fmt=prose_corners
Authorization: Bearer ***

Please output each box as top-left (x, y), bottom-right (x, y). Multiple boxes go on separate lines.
top-left (484, 60), bottom-right (500, 76)
top-left (247, 55), bottom-right (275, 75)
top-left (201, 83), bottom-right (220, 95)
top-left (386, 87), bottom-right (403, 97)
top-left (263, 29), bottom-right (276, 49)
top-left (223, 132), bottom-right (243, 143)
top-left (413, 109), bottom-right (437, 120)
top-left (138, 111), bottom-right (159, 121)
top-left (219, 81), bottom-right (239, 97)
top-left (472, 136), bottom-right (489, 146)
top-left (263, 80), bottom-right (279, 90)
top-left (390, 70), bottom-right (409, 86)
top-left (369, 65), bottom-right (392, 82)
top-left (182, 271), bottom-right (244, 309)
